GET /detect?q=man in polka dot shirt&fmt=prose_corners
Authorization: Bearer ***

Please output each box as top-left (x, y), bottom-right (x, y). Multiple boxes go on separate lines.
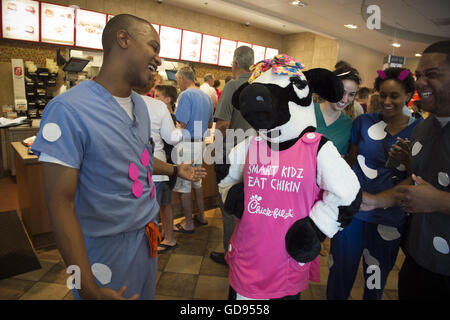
top-left (363, 41), bottom-right (450, 299)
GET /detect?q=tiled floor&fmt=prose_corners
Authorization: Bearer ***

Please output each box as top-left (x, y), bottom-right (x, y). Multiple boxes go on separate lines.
top-left (0, 176), bottom-right (403, 300)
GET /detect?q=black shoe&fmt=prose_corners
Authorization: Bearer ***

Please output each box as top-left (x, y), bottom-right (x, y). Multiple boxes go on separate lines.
top-left (210, 251), bottom-right (227, 265)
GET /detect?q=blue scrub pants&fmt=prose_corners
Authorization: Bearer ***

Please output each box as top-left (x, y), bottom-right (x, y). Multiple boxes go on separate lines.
top-left (72, 226), bottom-right (157, 300)
top-left (326, 218), bottom-right (404, 300)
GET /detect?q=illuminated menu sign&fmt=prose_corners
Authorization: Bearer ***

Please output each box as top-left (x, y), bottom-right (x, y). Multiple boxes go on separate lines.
top-left (218, 38), bottom-right (236, 67)
top-left (41, 3), bottom-right (75, 45)
top-left (75, 9), bottom-right (106, 50)
top-left (265, 47), bottom-right (279, 60)
top-left (159, 25), bottom-right (182, 60)
top-left (200, 34), bottom-right (220, 65)
top-left (253, 45), bottom-right (266, 63)
top-left (2, 0), bottom-right (39, 42)
top-left (180, 30), bottom-right (201, 62)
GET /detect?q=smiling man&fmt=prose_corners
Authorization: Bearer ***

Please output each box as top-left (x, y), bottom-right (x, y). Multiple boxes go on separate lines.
top-left (394, 40), bottom-right (450, 299)
top-left (31, 14), bottom-right (206, 300)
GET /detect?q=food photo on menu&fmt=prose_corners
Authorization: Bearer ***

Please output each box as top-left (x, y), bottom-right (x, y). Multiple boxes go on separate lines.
top-left (41, 3), bottom-right (75, 45)
top-left (218, 39), bottom-right (236, 67)
top-left (200, 35), bottom-right (220, 64)
top-left (75, 9), bottom-right (106, 50)
top-left (181, 30), bottom-right (202, 62)
top-left (159, 26), bottom-right (181, 60)
top-left (2, 0), bottom-right (39, 42)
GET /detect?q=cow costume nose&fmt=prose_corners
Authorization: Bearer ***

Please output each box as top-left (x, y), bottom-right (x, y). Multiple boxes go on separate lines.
top-left (239, 83), bottom-right (276, 130)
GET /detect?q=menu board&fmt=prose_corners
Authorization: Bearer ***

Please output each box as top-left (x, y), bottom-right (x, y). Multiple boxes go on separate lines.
top-left (200, 34), bottom-right (220, 65)
top-left (253, 45), bottom-right (266, 63)
top-left (151, 23), bottom-right (159, 34)
top-left (107, 14), bottom-right (114, 22)
top-left (218, 39), bottom-right (236, 67)
top-left (2, 0), bottom-right (39, 42)
top-left (41, 3), bottom-right (75, 45)
top-left (75, 9), bottom-right (106, 50)
top-left (180, 30), bottom-right (201, 62)
top-left (265, 47), bottom-right (279, 60)
top-left (159, 25), bottom-right (181, 60)
top-left (237, 41), bottom-right (251, 48)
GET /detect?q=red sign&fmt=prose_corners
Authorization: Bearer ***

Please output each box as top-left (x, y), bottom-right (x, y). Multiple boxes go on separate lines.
top-left (14, 67), bottom-right (23, 76)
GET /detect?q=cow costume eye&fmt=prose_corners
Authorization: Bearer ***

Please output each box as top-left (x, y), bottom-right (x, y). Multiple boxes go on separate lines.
top-left (289, 76), bottom-right (308, 90)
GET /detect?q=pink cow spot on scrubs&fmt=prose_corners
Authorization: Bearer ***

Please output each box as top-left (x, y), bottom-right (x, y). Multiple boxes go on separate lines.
top-left (132, 180), bottom-right (143, 198)
top-left (129, 162), bottom-right (142, 198)
top-left (141, 149), bottom-right (150, 167)
top-left (128, 162), bottom-right (139, 181)
top-left (128, 148), bottom-right (154, 199)
top-left (150, 184), bottom-right (155, 200)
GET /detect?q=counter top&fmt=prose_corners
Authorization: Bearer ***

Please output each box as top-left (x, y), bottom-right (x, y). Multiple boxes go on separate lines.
top-left (11, 142), bottom-right (38, 164)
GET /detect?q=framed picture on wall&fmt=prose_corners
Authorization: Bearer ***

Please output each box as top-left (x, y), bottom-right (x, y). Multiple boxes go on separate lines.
top-left (41, 2), bottom-right (75, 46)
top-left (75, 9), bottom-right (107, 50)
top-left (265, 47), bottom-right (279, 60)
top-left (180, 29), bottom-right (202, 62)
top-left (218, 38), bottom-right (236, 67)
top-left (159, 25), bottom-right (182, 60)
top-left (253, 45), bottom-right (266, 63)
top-left (200, 34), bottom-right (220, 65)
top-left (2, 0), bottom-right (40, 42)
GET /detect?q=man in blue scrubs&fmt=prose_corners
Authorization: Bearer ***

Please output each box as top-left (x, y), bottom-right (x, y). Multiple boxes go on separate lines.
top-left (31, 14), bottom-right (206, 300)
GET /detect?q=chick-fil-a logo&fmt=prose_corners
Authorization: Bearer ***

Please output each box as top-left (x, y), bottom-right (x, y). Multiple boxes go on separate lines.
top-left (247, 194), bottom-right (294, 220)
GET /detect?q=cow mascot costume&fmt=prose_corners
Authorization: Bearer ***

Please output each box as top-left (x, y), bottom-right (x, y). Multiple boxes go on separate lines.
top-left (217, 54), bottom-right (362, 300)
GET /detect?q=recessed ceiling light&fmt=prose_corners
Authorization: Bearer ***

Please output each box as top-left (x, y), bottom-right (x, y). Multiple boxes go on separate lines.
top-left (344, 24), bottom-right (358, 29)
top-left (291, 1), bottom-right (308, 7)
top-left (415, 53), bottom-right (422, 57)
top-left (392, 42), bottom-right (401, 48)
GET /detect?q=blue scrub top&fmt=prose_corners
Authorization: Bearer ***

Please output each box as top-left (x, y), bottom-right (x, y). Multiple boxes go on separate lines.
top-left (32, 80), bottom-right (159, 237)
top-left (350, 112), bottom-right (422, 227)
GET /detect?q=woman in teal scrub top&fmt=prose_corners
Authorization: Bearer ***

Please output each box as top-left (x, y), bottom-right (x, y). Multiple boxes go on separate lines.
top-left (314, 64), bottom-right (362, 156)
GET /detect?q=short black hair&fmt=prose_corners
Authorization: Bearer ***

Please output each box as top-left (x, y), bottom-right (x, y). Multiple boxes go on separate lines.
top-left (374, 67), bottom-right (415, 94)
top-left (102, 14), bottom-right (152, 57)
top-left (423, 40), bottom-right (450, 64)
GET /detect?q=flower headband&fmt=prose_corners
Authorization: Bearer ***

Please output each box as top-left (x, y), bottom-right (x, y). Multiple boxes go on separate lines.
top-left (377, 69), bottom-right (410, 81)
top-left (248, 54), bottom-right (305, 83)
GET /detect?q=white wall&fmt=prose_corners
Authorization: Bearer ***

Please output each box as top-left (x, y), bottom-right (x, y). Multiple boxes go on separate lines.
top-left (337, 39), bottom-right (385, 88)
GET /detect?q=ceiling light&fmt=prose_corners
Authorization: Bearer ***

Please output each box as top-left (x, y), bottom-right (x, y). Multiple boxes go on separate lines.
top-left (291, 1), bottom-right (308, 7)
top-left (415, 53), bottom-right (422, 57)
top-left (344, 24), bottom-right (358, 29)
top-left (392, 42), bottom-right (401, 48)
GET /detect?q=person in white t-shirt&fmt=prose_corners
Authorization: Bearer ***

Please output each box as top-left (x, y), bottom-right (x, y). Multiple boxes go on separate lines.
top-left (200, 73), bottom-right (218, 111)
top-left (136, 85), bottom-right (182, 253)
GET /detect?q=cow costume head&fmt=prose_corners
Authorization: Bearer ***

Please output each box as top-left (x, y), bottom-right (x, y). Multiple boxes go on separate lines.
top-left (232, 54), bottom-right (344, 143)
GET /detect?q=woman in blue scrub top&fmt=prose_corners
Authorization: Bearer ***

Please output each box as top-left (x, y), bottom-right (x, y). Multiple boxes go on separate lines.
top-left (326, 67), bottom-right (421, 300)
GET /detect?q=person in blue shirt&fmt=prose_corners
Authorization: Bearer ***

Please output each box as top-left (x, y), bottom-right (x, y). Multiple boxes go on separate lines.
top-left (172, 66), bottom-right (213, 233)
top-left (326, 67), bottom-right (421, 300)
top-left (31, 14), bottom-right (206, 300)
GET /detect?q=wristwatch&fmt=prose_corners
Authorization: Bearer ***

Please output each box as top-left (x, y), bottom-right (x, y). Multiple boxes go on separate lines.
top-left (171, 165), bottom-right (178, 179)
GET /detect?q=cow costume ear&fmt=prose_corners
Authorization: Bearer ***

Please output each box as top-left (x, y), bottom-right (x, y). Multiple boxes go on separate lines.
top-left (303, 68), bottom-right (344, 103)
top-left (231, 82), bottom-right (250, 110)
